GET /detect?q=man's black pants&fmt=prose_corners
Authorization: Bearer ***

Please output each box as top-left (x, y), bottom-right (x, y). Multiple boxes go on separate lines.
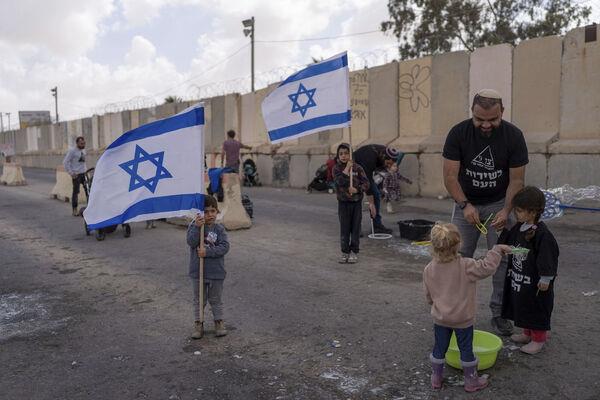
top-left (71, 173), bottom-right (87, 209)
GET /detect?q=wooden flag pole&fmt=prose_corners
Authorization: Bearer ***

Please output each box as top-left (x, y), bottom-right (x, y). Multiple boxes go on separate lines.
top-left (198, 223), bottom-right (205, 332)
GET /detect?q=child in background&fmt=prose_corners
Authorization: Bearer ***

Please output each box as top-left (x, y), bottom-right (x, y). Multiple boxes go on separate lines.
top-left (382, 162), bottom-right (412, 213)
top-left (423, 223), bottom-right (512, 392)
top-left (499, 186), bottom-right (559, 355)
top-left (333, 143), bottom-right (370, 264)
top-left (187, 195), bottom-right (230, 339)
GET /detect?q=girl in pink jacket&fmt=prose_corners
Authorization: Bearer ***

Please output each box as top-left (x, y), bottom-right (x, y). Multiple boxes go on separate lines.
top-left (423, 222), bottom-right (511, 392)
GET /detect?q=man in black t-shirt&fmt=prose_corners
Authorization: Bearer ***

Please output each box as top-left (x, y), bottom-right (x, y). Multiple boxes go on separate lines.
top-left (442, 89), bottom-right (528, 336)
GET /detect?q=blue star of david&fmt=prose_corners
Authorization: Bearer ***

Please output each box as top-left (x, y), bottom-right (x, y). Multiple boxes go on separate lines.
top-left (119, 145), bottom-right (173, 193)
top-left (288, 83), bottom-right (317, 117)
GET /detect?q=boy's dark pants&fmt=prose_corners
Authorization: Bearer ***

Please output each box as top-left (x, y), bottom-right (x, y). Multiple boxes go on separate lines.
top-left (338, 200), bottom-right (362, 254)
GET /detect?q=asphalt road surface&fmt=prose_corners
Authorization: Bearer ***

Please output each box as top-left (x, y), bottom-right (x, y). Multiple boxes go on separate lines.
top-left (1, 167), bottom-right (599, 399)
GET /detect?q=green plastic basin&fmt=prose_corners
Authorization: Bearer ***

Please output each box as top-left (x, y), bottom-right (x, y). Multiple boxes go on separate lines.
top-left (445, 329), bottom-right (502, 370)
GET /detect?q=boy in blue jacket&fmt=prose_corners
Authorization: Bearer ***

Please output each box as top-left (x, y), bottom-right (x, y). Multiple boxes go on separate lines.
top-left (187, 195), bottom-right (230, 339)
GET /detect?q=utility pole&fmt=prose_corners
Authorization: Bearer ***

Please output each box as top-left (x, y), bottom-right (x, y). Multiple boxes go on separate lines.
top-left (0, 112), bottom-right (4, 132)
top-left (6, 113), bottom-right (10, 131)
top-left (50, 86), bottom-right (59, 122)
top-left (242, 16), bottom-right (255, 92)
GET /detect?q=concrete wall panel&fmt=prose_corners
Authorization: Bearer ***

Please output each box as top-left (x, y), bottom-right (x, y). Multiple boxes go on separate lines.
top-left (548, 154), bottom-right (600, 187)
top-left (470, 44), bottom-right (513, 121)
top-left (257, 154), bottom-right (273, 185)
top-left (419, 153), bottom-right (446, 197)
top-left (399, 57), bottom-right (432, 138)
top-left (398, 154), bottom-right (419, 196)
top-left (91, 115), bottom-right (100, 150)
top-left (431, 51), bottom-right (470, 137)
top-left (368, 62), bottom-right (399, 143)
top-left (512, 36), bottom-right (562, 137)
top-left (560, 25), bottom-right (600, 139)
top-left (346, 69), bottom-right (369, 146)
top-left (82, 118), bottom-right (93, 148)
top-left (39, 125), bottom-right (51, 152)
top-left (130, 110), bottom-right (140, 130)
top-left (289, 154), bottom-right (310, 188)
top-left (524, 153), bottom-right (548, 188)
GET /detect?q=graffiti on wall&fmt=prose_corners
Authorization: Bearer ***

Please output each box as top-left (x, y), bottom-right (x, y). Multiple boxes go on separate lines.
top-left (399, 64), bottom-right (431, 113)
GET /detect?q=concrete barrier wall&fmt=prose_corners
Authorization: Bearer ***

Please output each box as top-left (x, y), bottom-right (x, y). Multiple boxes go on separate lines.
top-left (560, 25), bottom-right (600, 141)
top-left (470, 44), bottom-right (513, 121)
top-left (6, 28), bottom-right (600, 196)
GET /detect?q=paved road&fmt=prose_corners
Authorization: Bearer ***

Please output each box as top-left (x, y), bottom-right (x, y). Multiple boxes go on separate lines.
top-left (1, 167), bottom-right (599, 399)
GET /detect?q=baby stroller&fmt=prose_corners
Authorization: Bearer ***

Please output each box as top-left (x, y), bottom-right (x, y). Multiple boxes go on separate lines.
top-left (242, 159), bottom-right (261, 187)
top-left (81, 167), bottom-right (131, 241)
top-left (307, 164), bottom-right (331, 193)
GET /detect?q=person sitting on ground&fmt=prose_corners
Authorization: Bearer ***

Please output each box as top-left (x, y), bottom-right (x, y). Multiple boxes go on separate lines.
top-left (499, 186), bottom-right (559, 355)
top-left (382, 162), bottom-right (412, 213)
top-left (187, 195), bottom-right (230, 339)
top-left (353, 144), bottom-right (403, 234)
top-left (423, 222), bottom-right (512, 392)
top-left (333, 143), bottom-right (370, 264)
top-left (221, 130), bottom-right (252, 173)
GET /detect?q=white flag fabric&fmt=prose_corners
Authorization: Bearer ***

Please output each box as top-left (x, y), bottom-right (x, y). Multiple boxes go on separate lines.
top-left (262, 52), bottom-right (350, 143)
top-left (83, 104), bottom-right (205, 230)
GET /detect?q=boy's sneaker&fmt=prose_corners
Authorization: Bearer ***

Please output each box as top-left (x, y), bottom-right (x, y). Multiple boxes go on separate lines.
top-left (386, 202), bottom-right (394, 213)
top-left (191, 321), bottom-right (204, 339)
top-left (348, 252), bottom-right (358, 264)
top-left (339, 253), bottom-right (349, 263)
top-left (214, 320), bottom-right (227, 337)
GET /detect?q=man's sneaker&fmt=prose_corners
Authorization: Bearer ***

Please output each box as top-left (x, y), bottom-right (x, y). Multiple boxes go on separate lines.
top-left (214, 320), bottom-right (227, 337)
top-left (339, 253), bottom-right (349, 263)
top-left (374, 224), bottom-right (393, 234)
top-left (348, 252), bottom-right (358, 264)
top-left (491, 317), bottom-right (513, 336)
top-left (72, 208), bottom-right (79, 217)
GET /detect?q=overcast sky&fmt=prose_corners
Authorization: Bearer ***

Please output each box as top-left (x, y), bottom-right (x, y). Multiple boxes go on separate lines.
top-left (0, 0), bottom-right (598, 129)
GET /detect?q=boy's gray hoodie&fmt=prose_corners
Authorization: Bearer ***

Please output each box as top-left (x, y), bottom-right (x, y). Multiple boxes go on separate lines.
top-left (187, 222), bottom-right (229, 280)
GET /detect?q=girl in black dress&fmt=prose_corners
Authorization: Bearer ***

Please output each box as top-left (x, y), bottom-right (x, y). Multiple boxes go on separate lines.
top-left (499, 186), bottom-right (559, 354)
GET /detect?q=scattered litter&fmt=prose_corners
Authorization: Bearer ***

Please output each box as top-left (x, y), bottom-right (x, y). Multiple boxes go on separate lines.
top-left (168, 395), bottom-right (180, 400)
top-left (326, 353), bottom-right (334, 357)
top-left (331, 340), bottom-right (341, 348)
top-left (196, 388), bottom-right (203, 391)
top-left (233, 354), bottom-right (242, 359)
top-left (320, 370), bottom-right (368, 394)
top-left (583, 291), bottom-right (597, 297)
top-left (214, 369), bottom-right (223, 374)
top-left (508, 345), bottom-right (519, 351)
top-left (71, 361), bottom-right (77, 366)
top-left (405, 321), bottom-right (413, 325)
top-left (421, 328), bottom-right (426, 332)
top-left (193, 351), bottom-right (201, 356)
top-left (446, 375), bottom-right (464, 386)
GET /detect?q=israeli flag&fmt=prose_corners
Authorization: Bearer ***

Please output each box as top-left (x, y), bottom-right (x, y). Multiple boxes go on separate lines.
top-left (262, 52), bottom-right (350, 143)
top-left (83, 104), bottom-right (205, 230)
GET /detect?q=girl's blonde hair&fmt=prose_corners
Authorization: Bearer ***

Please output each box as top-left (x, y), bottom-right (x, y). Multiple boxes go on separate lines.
top-left (430, 222), bottom-right (461, 263)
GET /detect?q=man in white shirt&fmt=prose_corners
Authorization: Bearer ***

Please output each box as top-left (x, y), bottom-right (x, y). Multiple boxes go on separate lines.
top-left (62, 136), bottom-right (88, 216)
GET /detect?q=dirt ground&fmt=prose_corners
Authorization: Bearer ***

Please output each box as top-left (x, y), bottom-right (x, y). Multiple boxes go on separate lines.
top-left (1, 167), bottom-right (599, 400)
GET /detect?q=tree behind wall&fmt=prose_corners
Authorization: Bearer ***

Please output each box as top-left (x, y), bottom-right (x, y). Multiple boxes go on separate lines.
top-left (381, 0), bottom-right (591, 59)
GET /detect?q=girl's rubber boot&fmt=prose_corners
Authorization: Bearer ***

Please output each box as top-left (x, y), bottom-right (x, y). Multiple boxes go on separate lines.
top-left (430, 354), bottom-right (445, 389)
top-left (191, 321), bottom-right (204, 339)
top-left (462, 358), bottom-right (488, 393)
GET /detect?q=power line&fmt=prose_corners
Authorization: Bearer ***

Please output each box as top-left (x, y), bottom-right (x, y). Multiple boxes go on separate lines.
top-left (256, 30), bottom-right (382, 43)
top-left (151, 42), bottom-right (250, 98)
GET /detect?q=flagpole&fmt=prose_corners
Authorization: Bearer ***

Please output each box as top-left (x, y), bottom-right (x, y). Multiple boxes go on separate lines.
top-left (199, 225), bottom-right (205, 329)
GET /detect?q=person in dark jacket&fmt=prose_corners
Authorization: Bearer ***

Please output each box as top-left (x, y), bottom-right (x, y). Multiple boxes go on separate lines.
top-left (499, 186), bottom-right (559, 355)
top-left (187, 195), bottom-right (230, 339)
top-left (353, 144), bottom-right (404, 234)
top-left (333, 143), bottom-right (370, 264)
